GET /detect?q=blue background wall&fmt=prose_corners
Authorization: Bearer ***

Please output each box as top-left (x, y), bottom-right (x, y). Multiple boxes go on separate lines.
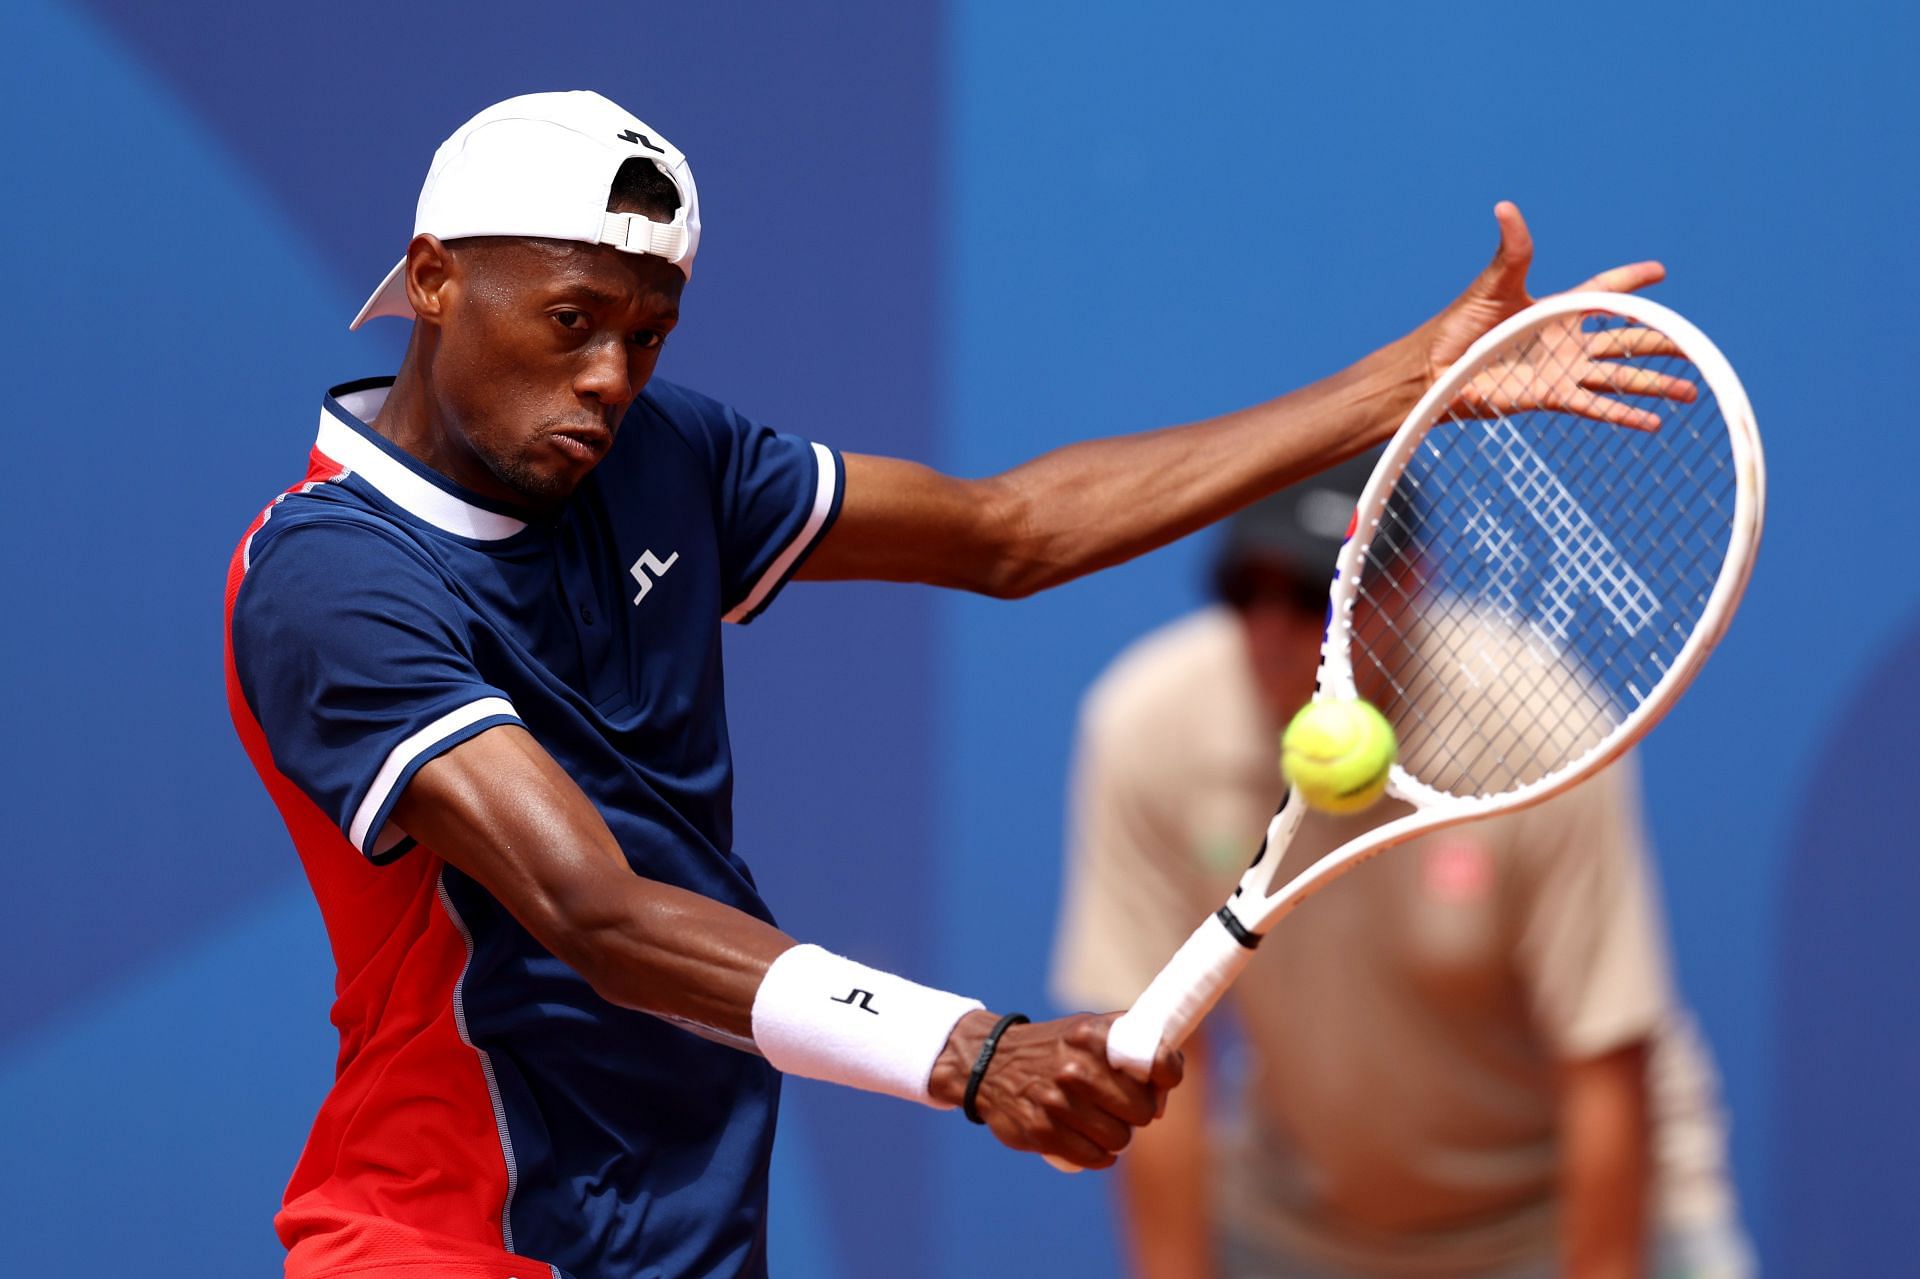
top-left (1, 1), bottom-right (1912, 1274)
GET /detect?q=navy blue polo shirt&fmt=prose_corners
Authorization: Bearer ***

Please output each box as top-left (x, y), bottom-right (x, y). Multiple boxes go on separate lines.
top-left (225, 377), bottom-right (843, 1279)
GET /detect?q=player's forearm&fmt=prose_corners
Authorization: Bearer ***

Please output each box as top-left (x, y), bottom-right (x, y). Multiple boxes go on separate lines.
top-left (976, 330), bottom-right (1427, 598)
top-left (394, 725), bottom-right (794, 1043)
top-left (1559, 1042), bottom-right (1653, 1279)
top-left (400, 728), bottom-right (1179, 1165)
top-left (550, 873), bottom-right (797, 1045)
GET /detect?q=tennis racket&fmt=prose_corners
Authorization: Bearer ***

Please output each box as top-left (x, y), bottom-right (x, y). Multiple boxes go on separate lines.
top-left (1052, 291), bottom-right (1762, 1169)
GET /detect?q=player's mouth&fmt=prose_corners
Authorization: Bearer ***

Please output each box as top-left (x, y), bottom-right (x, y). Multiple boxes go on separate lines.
top-left (547, 425), bottom-right (612, 463)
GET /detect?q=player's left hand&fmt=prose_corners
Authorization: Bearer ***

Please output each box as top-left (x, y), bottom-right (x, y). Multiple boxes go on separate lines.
top-left (1420, 202), bottom-right (1691, 430)
top-left (1425, 201), bottom-right (1663, 373)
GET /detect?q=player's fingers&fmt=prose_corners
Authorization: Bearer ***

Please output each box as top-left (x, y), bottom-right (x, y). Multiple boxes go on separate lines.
top-left (1560, 386), bottom-right (1662, 433)
top-left (1065, 1056), bottom-right (1160, 1127)
top-left (1041, 1127), bottom-right (1119, 1171)
top-left (1578, 362), bottom-right (1698, 403)
top-left (1057, 1013), bottom-right (1159, 1123)
top-left (1055, 1088), bottom-right (1136, 1155)
top-left (1150, 1044), bottom-right (1186, 1092)
top-left (1586, 326), bottom-right (1684, 359)
top-left (1008, 1085), bottom-right (1124, 1168)
top-left (1070, 1011), bottom-right (1120, 1056)
top-left (1568, 259), bottom-right (1666, 296)
top-left (1074, 1011), bottom-right (1151, 1082)
top-left (1070, 1061), bottom-right (1160, 1127)
top-left (1127, 1043), bottom-right (1184, 1122)
top-left (1470, 200), bottom-right (1534, 301)
top-left (1491, 200), bottom-right (1533, 272)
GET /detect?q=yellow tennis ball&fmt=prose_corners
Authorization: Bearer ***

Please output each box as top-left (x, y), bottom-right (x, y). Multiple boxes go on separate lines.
top-left (1281, 699), bottom-right (1397, 815)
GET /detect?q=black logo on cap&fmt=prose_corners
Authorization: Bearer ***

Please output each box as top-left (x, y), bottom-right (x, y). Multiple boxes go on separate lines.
top-left (616, 129), bottom-right (667, 154)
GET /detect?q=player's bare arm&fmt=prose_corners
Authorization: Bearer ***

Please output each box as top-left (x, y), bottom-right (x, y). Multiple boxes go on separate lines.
top-left (390, 725), bottom-right (786, 1045)
top-left (391, 723), bottom-right (1179, 1169)
top-left (799, 201), bottom-right (1670, 596)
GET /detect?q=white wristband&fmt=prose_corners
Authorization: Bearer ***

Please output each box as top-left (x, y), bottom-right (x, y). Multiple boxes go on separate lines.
top-left (750, 943), bottom-right (984, 1108)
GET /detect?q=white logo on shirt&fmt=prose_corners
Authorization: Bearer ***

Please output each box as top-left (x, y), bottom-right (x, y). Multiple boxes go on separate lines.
top-left (629, 549), bottom-right (680, 604)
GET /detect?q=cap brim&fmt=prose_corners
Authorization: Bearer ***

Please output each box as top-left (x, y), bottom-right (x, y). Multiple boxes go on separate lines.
top-left (348, 257), bottom-right (411, 331)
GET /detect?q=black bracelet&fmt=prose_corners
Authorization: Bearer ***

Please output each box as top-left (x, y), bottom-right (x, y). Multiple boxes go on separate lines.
top-left (962, 1011), bottom-right (1030, 1125)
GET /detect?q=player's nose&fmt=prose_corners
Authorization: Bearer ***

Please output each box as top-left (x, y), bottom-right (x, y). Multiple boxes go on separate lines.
top-left (576, 337), bottom-right (635, 409)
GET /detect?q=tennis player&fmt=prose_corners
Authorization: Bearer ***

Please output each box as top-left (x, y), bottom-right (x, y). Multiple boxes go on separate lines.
top-left (223, 90), bottom-right (1668, 1279)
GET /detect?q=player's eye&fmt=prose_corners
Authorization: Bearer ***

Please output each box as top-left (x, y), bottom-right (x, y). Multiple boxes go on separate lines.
top-left (552, 310), bottom-right (590, 331)
top-left (631, 330), bottom-right (665, 351)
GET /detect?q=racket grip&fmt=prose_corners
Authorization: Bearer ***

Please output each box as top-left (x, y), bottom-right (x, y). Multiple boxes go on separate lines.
top-left (1042, 913), bottom-right (1255, 1175)
top-left (1105, 911), bottom-right (1254, 1074)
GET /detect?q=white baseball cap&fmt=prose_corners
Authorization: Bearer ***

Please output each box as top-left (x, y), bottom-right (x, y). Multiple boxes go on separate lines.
top-left (350, 90), bottom-right (701, 330)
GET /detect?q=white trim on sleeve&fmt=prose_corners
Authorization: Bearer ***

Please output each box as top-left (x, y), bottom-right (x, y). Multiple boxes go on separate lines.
top-left (723, 442), bottom-right (838, 624)
top-left (348, 697), bottom-right (519, 853)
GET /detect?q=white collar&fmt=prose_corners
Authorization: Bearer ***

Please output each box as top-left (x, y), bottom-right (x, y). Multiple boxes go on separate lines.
top-left (316, 383), bottom-right (529, 540)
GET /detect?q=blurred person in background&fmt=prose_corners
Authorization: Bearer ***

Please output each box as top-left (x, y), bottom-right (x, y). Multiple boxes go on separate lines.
top-left (1051, 456), bottom-right (1754, 1279)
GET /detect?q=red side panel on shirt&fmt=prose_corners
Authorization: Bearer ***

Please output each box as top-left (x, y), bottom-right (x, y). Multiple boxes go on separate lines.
top-left (225, 450), bottom-right (544, 1278)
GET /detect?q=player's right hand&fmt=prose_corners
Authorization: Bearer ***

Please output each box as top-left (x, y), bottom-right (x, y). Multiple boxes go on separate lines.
top-left (932, 1010), bottom-right (1184, 1169)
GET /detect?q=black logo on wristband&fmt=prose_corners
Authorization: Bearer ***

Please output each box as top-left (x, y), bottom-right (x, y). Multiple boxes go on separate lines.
top-left (830, 988), bottom-right (880, 1014)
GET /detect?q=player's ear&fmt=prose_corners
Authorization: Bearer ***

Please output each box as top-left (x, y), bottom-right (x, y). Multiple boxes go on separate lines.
top-left (403, 234), bottom-right (458, 326)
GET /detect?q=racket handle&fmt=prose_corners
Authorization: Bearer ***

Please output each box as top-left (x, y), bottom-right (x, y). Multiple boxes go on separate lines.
top-left (1043, 912), bottom-right (1256, 1174)
top-left (1106, 910), bottom-right (1255, 1073)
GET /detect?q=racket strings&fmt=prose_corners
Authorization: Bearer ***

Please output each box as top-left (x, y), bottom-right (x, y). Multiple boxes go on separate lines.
top-left (1348, 314), bottom-right (1736, 799)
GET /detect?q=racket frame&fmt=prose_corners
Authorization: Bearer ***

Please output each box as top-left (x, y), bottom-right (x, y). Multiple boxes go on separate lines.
top-left (1105, 291), bottom-right (1764, 1077)
top-left (1321, 291), bottom-right (1764, 813)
